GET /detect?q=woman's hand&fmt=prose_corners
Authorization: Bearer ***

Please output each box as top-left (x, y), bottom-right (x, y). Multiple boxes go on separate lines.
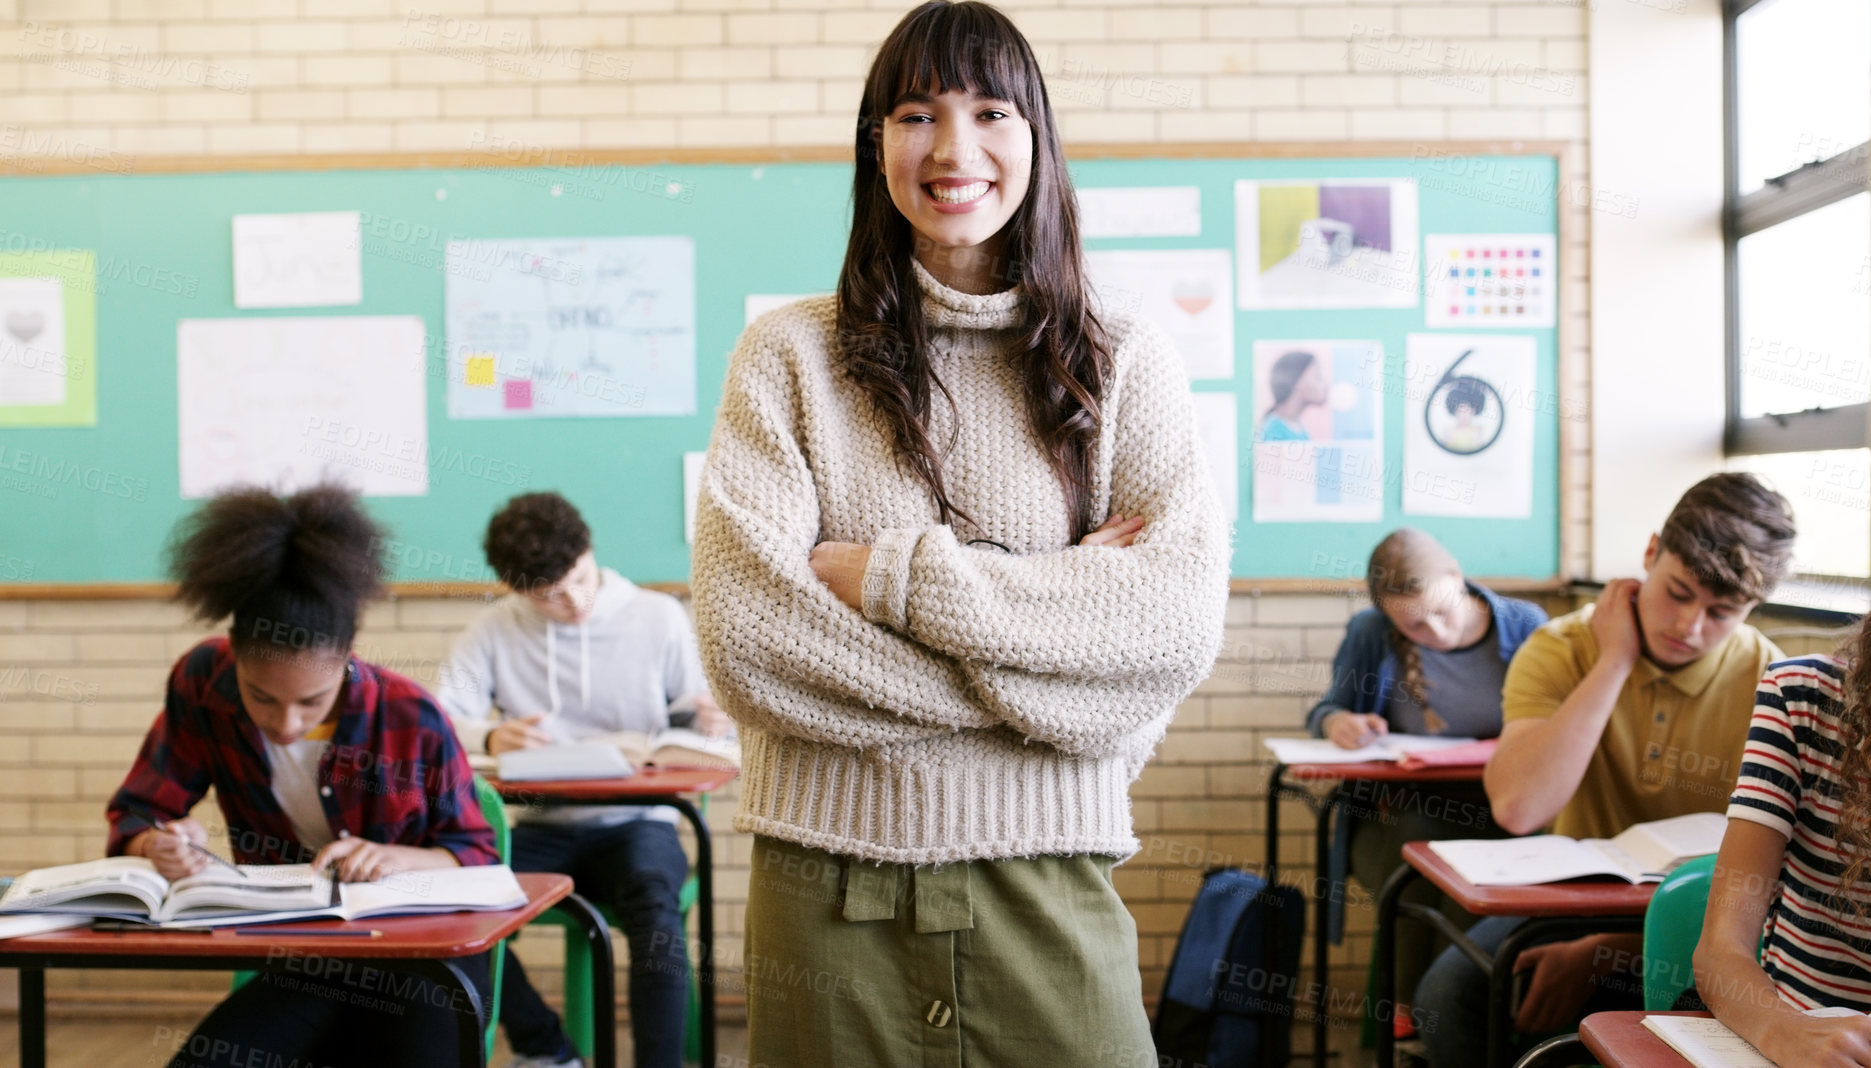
top-left (1324, 712), bottom-right (1388, 749)
top-left (1762, 1013), bottom-right (1871, 1068)
top-left (809, 541), bottom-right (871, 609)
top-left (311, 839), bottom-right (458, 883)
top-left (1081, 514), bottom-right (1145, 548)
top-left (130, 818), bottom-right (212, 880)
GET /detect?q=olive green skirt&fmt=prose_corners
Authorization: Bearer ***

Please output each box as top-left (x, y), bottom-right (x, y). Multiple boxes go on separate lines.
top-left (743, 834), bottom-right (1157, 1068)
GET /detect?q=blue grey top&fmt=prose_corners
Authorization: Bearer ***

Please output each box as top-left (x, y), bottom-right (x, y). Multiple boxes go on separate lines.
top-left (1381, 621), bottom-right (1512, 737)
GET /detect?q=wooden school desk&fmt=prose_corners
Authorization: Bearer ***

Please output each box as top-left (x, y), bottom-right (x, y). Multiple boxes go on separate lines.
top-left (1265, 759), bottom-right (1488, 1068)
top-left (1580, 1011), bottom-right (1714, 1068)
top-left (1375, 841), bottom-right (1655, 1068)
top-left (490, 766), bottom-right (738, 1068)
top-left (0, 872), bottom-right (602, 1068)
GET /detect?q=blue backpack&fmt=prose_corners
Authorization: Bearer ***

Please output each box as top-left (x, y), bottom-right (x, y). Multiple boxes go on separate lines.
top-left (1152, 868), bottom-right (1307, 1068)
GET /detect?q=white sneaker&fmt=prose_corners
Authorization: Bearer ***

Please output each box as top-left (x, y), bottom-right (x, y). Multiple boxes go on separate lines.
top-left (503, 1056), bottom-right (583, 1068)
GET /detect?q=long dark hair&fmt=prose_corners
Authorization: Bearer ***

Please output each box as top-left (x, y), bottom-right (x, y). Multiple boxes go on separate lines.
top-left (167, 482), bottom-right (386, 655)
top-left (1265, 350), bottom-right (1317, 417)
top-left (837, 0), bottom-right (1112, 542)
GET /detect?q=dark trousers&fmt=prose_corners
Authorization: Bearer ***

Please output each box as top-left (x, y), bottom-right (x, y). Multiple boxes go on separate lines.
top-left (164, 952), bottom-right (492, 1068)
top-left (502, 818), bottom-right (691, 1068)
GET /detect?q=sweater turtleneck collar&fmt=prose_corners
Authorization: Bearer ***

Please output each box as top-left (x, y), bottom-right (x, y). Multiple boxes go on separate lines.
top-left (911, 256), bottom-right (1022, 331)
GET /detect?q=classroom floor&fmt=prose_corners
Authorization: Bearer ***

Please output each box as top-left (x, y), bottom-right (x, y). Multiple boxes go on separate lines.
top-left (0, 1009), bottom-right (1376, 1066)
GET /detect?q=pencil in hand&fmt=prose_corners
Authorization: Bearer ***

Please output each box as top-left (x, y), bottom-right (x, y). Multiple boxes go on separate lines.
top-left (153, 820), bottom-right (248, 879)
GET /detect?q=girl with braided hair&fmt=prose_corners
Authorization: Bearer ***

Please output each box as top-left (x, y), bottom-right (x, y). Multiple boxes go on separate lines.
top-left (1304, 528), bottom-right (1547, 1038)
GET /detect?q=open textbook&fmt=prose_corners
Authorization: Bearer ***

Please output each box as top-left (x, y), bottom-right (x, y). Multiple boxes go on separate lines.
top-left (1262, 734), bottom-right (1484, 767)
top-left (1643, 1008), bottom-right (1863, 1068)
top-left (0, 857), bottom-right (526, 928)
top-left (1429, 812), bottom-right (1727, 886)
top-left (484, 727), bottom-right (742, 782)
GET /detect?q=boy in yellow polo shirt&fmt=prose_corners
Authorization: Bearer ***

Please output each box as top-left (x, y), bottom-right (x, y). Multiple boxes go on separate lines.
top-left (1414, 473), bottom-right (1795, 1068)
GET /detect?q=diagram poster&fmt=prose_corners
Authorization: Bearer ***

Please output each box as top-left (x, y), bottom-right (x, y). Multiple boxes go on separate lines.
top-left (447, 236), bottom-right (696, 419)
top-left (1236, 179), bottom-right (1419, 309)
top-left (1251, 339), bottom-right (1383, 523)
top-left (1402, 333), bottom-right (1537, 518)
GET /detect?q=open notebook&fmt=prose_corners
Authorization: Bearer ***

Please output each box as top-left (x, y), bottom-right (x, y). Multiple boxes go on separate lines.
top-left (0, 857), bottom-right (527, 928)
top-left (1429, 812), bottom-right (1727, 886)
top-left (1262, 734), bottom-right (1484, 767)
top-left (482, 727), bottom-right (742, 783)
top-left (1643, 1008), bottom-right (1863, 1068)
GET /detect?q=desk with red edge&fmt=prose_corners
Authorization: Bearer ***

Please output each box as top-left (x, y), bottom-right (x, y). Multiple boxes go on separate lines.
top-left (1375, 841), bottom-right (1656, 1068)
top-left (0, 872), bottom-right (596, 1068)
top-left (489, 767), bottom-right (738, 1068)
top-left (1264, 759), bottom-right (1487, 1068)
top-left (1579, 1011), bottom-right (1713, 1068)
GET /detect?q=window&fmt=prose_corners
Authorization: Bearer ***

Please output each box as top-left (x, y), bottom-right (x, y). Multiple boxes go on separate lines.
top-left (1725, 0), bottom-right (1871, 578)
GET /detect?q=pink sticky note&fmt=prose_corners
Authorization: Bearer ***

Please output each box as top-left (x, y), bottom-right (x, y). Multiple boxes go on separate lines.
top-left (504, 379), bottom-right (533, 410)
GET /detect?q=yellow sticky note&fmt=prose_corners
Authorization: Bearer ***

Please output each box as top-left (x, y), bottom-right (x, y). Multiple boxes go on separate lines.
top-left (465, 354), bottom-right (496, 387)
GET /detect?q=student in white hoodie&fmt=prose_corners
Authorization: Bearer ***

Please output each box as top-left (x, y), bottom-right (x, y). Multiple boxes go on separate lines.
top-left (438, 492), bottom-right (729, 1068)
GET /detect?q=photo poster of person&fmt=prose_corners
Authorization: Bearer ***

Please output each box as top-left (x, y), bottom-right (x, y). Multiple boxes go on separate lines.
top-left (1235, 178), bottom-right (1419, 310)
top-left (1251, 339), bottom-right (1384, 523)
top-left (1402, 333), bottom-right (1537, 519)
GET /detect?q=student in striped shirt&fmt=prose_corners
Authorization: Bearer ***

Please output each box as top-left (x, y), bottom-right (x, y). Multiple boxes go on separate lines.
top-left (1697, 649), bottom-right (1871, 1065)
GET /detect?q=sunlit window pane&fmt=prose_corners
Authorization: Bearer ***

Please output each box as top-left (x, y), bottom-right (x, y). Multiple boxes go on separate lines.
top-left (1736, 0), bottom-right (1870, 194)
top-left (1727, 449), bottom-right (1871, 579)
top-left (1736, 193), bottom-right (1871, 418)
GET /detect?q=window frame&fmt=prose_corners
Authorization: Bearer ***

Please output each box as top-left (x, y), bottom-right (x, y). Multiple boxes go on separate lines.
top-left (1722, 0), bottom-right (1871, 456)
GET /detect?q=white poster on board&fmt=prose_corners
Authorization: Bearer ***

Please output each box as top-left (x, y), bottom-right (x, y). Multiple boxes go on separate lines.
top-left (1235, 179), bottom-right (1419, 309)
top-left (1078, 186), bottom-right (1202, 238)
top-left (232, 211), bottom-right (363, 309)
top-left (1424, 234), bottom-right (1556, 328)
top-left (177, 316), bottom-right (428, 498)
top-left (1189, 392), bottom-right (1239, 523)
top-left (1250, 339), bottom-right (1385, 523)
top-left (0, 277), bottom-right (66, 407)
top-left (1085, 249), bottom-right (1234, 380)
top-left (446, 235), bottom-right (696, 419)
top-left (1402, 333), bottom-right (1537, 518)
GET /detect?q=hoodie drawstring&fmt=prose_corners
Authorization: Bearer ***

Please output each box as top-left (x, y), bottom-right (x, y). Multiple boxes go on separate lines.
top-left (544, 620), bottom-right (590, 716)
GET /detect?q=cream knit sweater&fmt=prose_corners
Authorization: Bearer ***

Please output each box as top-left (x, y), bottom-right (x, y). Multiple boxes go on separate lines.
top-left (691, 260), bottom-right (1230, 865)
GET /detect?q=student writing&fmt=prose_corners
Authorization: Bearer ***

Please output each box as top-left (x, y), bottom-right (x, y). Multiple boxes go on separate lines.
top-left (107, 483), bottom-right (498, 1068)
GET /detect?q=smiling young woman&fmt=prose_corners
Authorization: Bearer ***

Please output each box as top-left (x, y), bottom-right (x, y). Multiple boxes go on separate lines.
top-left (689, 1), bottom-right (1232, 1062)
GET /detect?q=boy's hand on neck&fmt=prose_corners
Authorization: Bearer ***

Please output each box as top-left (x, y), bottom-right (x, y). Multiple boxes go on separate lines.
top-left (1590, 578), bottom-right (1644, 675)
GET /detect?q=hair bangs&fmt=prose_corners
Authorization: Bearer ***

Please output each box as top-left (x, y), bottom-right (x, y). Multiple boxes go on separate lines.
top-left (885, 4), bottom-right (1041, 119)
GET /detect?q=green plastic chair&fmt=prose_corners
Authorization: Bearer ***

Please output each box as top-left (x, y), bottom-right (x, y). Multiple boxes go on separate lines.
top-left (233, 774), bottom-right (512, 1064)
top-left (1642, 853), bottom-right (1718, 1011)
top-left (522, 794), bottom-right (708, 1065)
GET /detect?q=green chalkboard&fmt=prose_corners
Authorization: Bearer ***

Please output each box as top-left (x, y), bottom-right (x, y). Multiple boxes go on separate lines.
top-left (0, 147), bottom-right (1564, 584)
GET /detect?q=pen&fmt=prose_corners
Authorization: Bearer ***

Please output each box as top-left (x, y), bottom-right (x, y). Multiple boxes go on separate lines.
top-left (235, 928), bottom-right (383, 938)
top-left (153, 820), bottom-right (248, 880)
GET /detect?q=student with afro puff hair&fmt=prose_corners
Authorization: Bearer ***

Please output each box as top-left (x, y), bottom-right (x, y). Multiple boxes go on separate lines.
top-left (107, 482), bottom-right (498, 1068)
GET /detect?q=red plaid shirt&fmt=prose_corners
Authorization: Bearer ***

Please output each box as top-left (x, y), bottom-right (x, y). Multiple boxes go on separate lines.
top-left (107, 637), bottom-right (498, 867)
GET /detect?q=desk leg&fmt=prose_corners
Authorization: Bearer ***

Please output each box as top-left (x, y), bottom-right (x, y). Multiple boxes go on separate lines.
top-left (1266, 763), bottom-right (1286, 889)
top-left (1312, 784), bottom-right (1344, 1068)
top-left (552, 893), bottom-right (617, 1068)
top-left (397, 958), bottom-right (485, 1068)
top-left (670, 796), bottom-right (715, 1068)
top-left (19, 967), bottom-right (44, 1068)
top-left (1374, 865), bottom-right (1418, 1068)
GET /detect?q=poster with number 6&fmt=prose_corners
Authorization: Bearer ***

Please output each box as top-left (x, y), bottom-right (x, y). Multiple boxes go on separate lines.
top-left (1402, 334), bottom-right (1536, 518)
